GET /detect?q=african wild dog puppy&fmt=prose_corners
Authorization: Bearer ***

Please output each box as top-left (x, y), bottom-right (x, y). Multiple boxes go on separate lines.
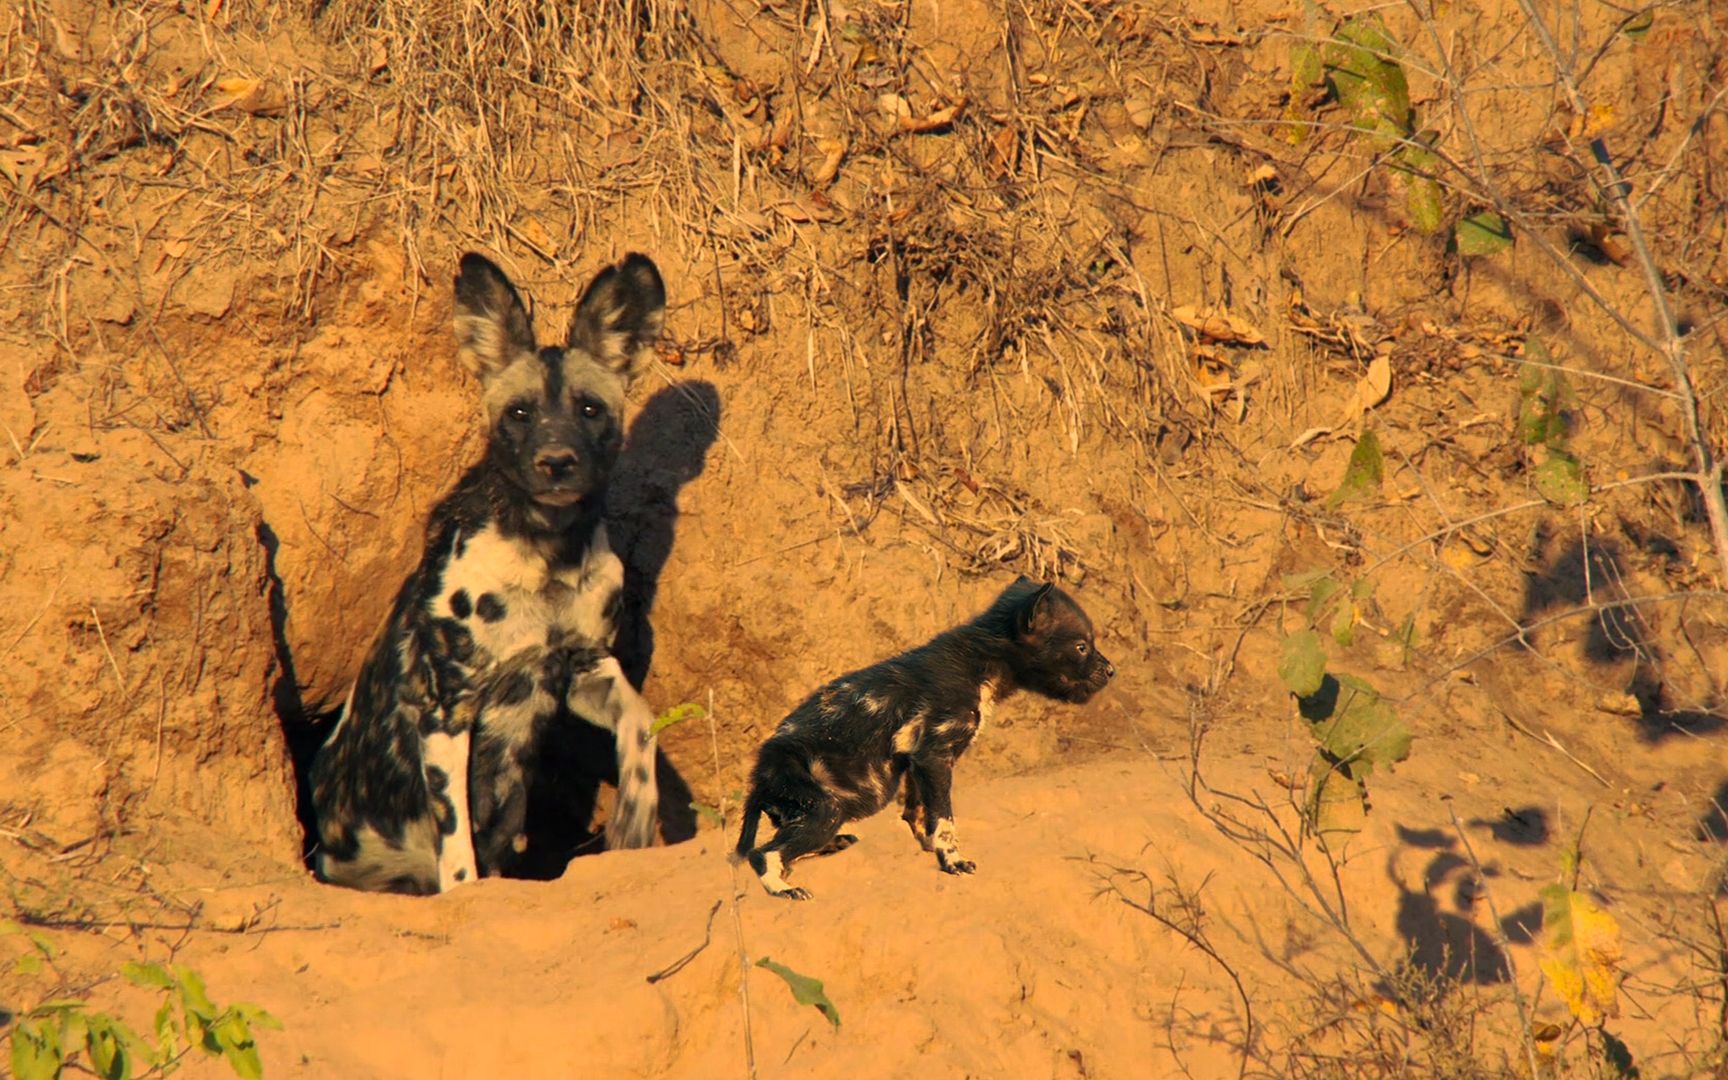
top-left (734, 578), bottom-right (1114, 899)
top-left (310, 251), bottom-right (667, 894)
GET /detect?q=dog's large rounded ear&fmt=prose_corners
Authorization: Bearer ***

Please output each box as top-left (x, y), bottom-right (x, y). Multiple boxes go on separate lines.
top-left (454, 253), bottom-right (536, 381)
top-left (1016, 581), bottom-right (1057, 637)
top-left (568, 253), bottom-right (666, 384)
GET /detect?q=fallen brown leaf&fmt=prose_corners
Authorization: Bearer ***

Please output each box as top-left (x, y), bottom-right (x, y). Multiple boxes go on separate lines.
top-left (1172, 304), bottom-right (1265, 347)
top-left (899, 98), bottom-right (965, 134)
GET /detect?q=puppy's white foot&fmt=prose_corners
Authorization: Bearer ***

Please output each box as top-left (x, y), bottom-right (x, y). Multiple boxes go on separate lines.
top-left (931, 818), bottom-right (974, 876)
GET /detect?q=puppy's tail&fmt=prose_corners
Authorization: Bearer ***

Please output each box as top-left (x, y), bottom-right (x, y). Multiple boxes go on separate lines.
top-left (730, 791), bottom-right (766, 866)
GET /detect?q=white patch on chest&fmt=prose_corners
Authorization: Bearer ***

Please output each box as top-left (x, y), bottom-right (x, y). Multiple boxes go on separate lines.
top-left (436, 523), bottom-right (624, 662)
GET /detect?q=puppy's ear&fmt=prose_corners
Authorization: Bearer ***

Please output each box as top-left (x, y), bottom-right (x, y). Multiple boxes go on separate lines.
top-left (453, 253), bottom-right (536, 382)
top-left (1016, 582), bottom-right (1057, 638)
top-left (568, 253), bottom-right (666, 384)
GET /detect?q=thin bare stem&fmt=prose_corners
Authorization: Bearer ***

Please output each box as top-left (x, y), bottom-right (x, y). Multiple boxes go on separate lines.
top-left (1512, 0), bottom-right (1728, 589)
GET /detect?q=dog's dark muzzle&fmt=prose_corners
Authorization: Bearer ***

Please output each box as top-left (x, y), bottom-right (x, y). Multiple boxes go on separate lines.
top-left (1067, 654), bottom-right (1115, 703)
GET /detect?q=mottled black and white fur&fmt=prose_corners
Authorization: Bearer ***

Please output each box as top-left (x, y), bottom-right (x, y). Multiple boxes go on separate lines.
top-left (310, 252), bottom-right (667, 894)
top-left (734, 579), bottom-right (1114, 899)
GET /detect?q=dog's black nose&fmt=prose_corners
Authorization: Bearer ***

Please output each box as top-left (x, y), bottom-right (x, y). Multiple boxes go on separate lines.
top-left (535, 448), bottom-right (578, 479)
top-left (1104, 661), bottom-right (1116, 679)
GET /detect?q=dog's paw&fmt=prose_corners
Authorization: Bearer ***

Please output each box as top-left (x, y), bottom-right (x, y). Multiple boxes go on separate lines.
top-left (770, 886), bottom-right (813, 901)
top-left (938, 855), bottom-right (976, 875)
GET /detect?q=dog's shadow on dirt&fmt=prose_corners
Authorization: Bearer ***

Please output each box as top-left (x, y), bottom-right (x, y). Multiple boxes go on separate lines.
top-left (608, 380), bottom-right (721, 693)
top-left (1384, 822), bottom-right (1549, 992)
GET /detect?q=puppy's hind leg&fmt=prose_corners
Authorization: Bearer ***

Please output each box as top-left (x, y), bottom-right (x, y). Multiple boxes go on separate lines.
top-left (750, 813), bottom-right (842, 901)
top-left (900, 771), bottom-right (934, 852)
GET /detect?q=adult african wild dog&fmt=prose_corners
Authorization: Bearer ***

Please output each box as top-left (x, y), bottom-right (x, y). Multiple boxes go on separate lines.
top-left (735, 578), bottom-right (1115, 899)
top-left (310, 252), bottom-right (666, 894)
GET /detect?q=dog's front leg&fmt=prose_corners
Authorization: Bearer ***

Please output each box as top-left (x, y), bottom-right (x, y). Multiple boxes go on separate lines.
top-left (909, 756), bottom-right (974, 875)
top-left (423, 698), bottom-right (480, 891)
top-left (566, 655), bottom-right (660, 848)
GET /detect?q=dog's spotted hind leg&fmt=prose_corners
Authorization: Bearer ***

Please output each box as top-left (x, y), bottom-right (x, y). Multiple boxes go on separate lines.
top-left (900, 772), bottom-right (935, 852)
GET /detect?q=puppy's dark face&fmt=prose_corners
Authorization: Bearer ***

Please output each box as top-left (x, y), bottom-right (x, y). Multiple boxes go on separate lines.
top-left (1011, 584), bottom-right (1114, 703)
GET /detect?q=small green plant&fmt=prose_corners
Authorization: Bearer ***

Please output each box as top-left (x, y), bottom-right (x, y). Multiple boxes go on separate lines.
top-left (1287, 15), bottom-right (1444, 234)
top-left (1278, 621), bottom-right (1412, 844)
top-left (3, 921), bottom-right (281, 1080)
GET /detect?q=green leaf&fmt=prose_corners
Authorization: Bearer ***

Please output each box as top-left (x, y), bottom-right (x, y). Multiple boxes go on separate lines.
top-left (10, 1017), bottom-right (64, 1080)
top-left (755, 957), bottom-right (841, 1030)
top-left (1279, 1), bottom-right (1328, 142)
top-left (14, 952), bottom-right (44, 976)
top-left (121, 961), bottom-right (175, 991)
top-left (1535, 451), bottom-right (1589, 507)
top-left (3, 920), bottom-right (58, 961)
top-left (1307, 751), bottom-right (1367, 842)
top-left (212, 1013), bottom-right (263, 1080)
top-left (83, 1013), bottom-right (130, 1080)
top-left (231, 1003), bottom-right (283, 1033)
top-left (1330, 598), bottom-right (1356, 647)
top-left (1303, 574), bottom-right (1343, 625)
top-left (1278, 631), bottom-right (1327, 698)
top-left (60, 1012), bottom-right (88, 1064)
top-left (1399, 148), bottom-right (1444, 234)
top-left (690, 802), bottom-right (724, 827)
top-left (1281, 567), bottom-right (1333, 592)
top-left (1620, 9), bottom-right (1654, 39)
top-left (1516, 340), bottom-right (1574, 446)
top-left (116, 1020), bottom-right (158, 1072)
top-left (1538, 883), bottom-right (1623, 1026)
top-left (1456, 211), bottom-right (1513, 255)
top-left (650, 703), bottom-right (706, 737)
top-left (1326, 430), bottom-right (1384, 508)
top-left (174, 966), bottom-right (218, 1025)
top-left (1290, 42), bottom-right (1322, 89)
top-left (1303, 674), bottom-right (1411, 775)
top-left (153, 1000), bottom-right (178, 1061)
top-left (29, 999), bottom-right (88, 1014)
top-left (1324, 16), bottom-right (1412, 148)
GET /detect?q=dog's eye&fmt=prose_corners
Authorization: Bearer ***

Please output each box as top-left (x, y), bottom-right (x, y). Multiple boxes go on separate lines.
top-left (579, 400), bottom-right (602, 419)
top-left (506, 403), bottom-right (532, 423)
top-left (1074, 640), bottom-right (1090, 657)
